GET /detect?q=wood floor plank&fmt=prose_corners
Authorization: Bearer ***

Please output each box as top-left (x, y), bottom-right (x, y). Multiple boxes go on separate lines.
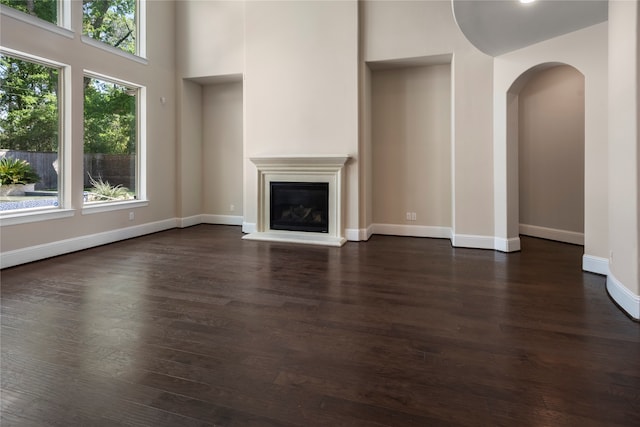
top-left (1, 225), bottom-right (639, 426)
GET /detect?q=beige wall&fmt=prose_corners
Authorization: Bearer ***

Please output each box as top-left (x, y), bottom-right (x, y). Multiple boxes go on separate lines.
top-left (518, 65), bottom-right (585, 236)
top-left (177, 80), bottom-right (203, 219)
top-left (176, 0), bottom-right (244, 78)
top-left (362, 0), bottom-right (495, 245)
top-left (358, 60), bottom-right (374, 232)
top-left (202, 82), bottom-right (244, 217)
top-left (371, 64), bottom-right (451, 227)
top-left (608, 0), bottom-right (639, 305)
top-left (0, 0), bottom-right (177, 253)
top-left (175, 0), bottom-right (245, 224)
top-left (243, 0), bottom-right (359, 232)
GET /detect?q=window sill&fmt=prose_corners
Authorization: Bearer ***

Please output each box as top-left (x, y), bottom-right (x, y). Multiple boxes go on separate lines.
top-left (0, 208), bottom-right (75, 226)
top-left (80, 36), bottom-right (148, 65)
top-left (82, 199), bottom-right (149, 215)
top-left (0, 5), bottom-right (73, 38)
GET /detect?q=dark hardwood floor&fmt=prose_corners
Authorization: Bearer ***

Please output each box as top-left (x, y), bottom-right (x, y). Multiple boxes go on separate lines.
top-left (1, 225), bottom-right (638, 426)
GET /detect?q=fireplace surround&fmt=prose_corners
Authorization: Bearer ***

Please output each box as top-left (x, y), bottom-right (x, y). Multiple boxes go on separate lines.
top-left (243, 155), bottom-right (349, 246)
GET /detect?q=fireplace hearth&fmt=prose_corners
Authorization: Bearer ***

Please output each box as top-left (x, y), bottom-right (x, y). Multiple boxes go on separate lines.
top-left (270, 182), bottom-right (329, 233)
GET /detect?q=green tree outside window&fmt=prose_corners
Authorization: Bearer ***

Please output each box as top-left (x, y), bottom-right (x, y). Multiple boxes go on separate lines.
top-left (0, 55), bottom-right (59, 152)
top-left (0, 0), bottom-right (57, 25)
top-left (83, 0), bottom-right (136, 55)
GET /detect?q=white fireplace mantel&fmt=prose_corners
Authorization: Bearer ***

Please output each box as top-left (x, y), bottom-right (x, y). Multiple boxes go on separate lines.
top-left (243, 155), bottom-right (350, 247)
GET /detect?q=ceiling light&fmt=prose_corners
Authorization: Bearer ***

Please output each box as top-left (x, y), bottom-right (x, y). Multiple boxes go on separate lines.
top-left (519, 0), bottom-right (536, 3)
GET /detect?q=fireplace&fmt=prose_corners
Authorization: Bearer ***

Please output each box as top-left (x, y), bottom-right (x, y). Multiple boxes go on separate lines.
top-left (270, 182), bottom-right (329, 233)
top-left (243, 155), bottom-right (349, 246)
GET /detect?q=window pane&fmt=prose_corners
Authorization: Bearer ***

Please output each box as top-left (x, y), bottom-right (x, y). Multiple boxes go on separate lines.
top-left (84, 76), bottom-right (136, 204)
top-left (0, 54), bottom-right (61, 212)
top-left (83, 0), bottom-right (136, 55)
top-left (0, 0), bottom-right (58, 25)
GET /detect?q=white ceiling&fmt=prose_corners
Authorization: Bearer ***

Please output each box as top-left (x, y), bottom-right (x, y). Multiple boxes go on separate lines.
top-left (452, 0), bottom-right (608, 56)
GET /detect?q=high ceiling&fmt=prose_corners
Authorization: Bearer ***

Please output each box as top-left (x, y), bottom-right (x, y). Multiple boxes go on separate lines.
top-left (452, 0), bottom-right (608, 56)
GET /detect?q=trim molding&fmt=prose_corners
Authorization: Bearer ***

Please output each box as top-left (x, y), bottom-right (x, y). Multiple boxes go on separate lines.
top-left (344, 228), bottom-right (369, 242)
top-left (606, 273), bottom-right (640, 320)
top-left (582, 255), bottom-right (609, 276)
top-left (372, 224), bottom-right (452, 239)
top-left (520, 224), bottom-right (584, 245)
top-left (451, 233), bottom-right (495, 250)
top-left (201, 214), bottom-right (243, 226)
top-left (1, 208), bottom-right (75, 226)
top-left (1, 218), bottom-right (177, 269)
top-left (177, 215), bottom-right (202, 228)
top-left (366, 224), bottom-right (374, 240)
top-left (242, 222), bottom-right (257, 234)
top-left (494, 237), bottom-right (521, 252)
top-left (178, 214), bottom-right (244, 228)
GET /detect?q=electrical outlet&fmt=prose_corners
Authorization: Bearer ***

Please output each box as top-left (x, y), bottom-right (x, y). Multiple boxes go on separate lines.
top-left (129, 211), bottom-right (134, 221)
top-left (411, 212), bottom-right (417, 221)
top-left (406, 212), bottom-right (411, 221)
top-left (230, 204), bottom-right (235, 212)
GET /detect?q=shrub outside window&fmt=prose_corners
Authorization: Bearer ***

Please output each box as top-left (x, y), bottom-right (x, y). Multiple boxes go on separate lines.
top-left (83, 75), bottom-right (138, 205)
top-left (0, 53), bottom-right (62, 212)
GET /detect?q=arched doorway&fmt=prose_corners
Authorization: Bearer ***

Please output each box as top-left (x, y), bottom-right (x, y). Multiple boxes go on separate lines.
top-left (506, 63), bottom-right (585, 249)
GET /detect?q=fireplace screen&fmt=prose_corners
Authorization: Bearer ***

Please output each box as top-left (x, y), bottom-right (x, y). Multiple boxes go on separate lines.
top-left (270, 182), bottom-right (329, 233)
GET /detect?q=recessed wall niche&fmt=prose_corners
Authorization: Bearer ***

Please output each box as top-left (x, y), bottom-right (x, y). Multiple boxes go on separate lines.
top-left (182, 75), bottom-right (244, 221)
top-left (202, 78), bottom-right (243, 219)
top-left (369, 59), bottom-right (452, 232)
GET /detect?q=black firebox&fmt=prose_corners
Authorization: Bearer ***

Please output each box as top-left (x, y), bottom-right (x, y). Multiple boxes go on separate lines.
top-left (270, 182), bottom-right (329, 233)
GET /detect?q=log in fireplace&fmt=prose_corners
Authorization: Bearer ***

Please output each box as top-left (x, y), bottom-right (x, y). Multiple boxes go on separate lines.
top-left (270, 182), bottom-right (329, 233)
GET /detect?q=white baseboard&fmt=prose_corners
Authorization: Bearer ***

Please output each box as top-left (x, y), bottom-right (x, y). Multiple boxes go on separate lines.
top-left (372, 224), bottom-right (452, 239)
top-left (366, 224), bottom-right (374, 240)
top-left (242, 222), bottom-right (257, 234)
top-left (345, 225), bottom-right (373, 241)
top-left (607, 273), bottom-right (640, 320)
top-left (345, 228), bottom-right (361, 241)
top-left (1, 218), bottom-right (178, 269)
top-left (201, 214), bottom-right (243, 226)
top-left (520, 224), bottom-right (584, 245)
top-left (451, 233), bottom-right (495, 250)
top-left (494, 237), bottom-right (521, 252)
top-left (178, 215), bottom-right (202, 228)
top-left (582, 255), bottom-right (609, 276)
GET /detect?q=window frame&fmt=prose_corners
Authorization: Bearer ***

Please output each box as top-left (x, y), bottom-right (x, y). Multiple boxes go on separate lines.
top-left (80, 0), bottom-right (147, 62)
top-left (0, 47), bottom-right (73, 225)
top-left (81, 70), bottom-right (147, 215)
top-left (0, 0), bottom-right (73, 35)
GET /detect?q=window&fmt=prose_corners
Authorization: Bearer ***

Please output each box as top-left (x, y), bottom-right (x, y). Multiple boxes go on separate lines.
top-left (0, 0), bottom-right (58, 25)
top-left (0, 53), bottom-right (62, 213)
top-left (83, 0), bottom-right (137, 55)
top-left (83, 75), bottom-right (139, 205)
